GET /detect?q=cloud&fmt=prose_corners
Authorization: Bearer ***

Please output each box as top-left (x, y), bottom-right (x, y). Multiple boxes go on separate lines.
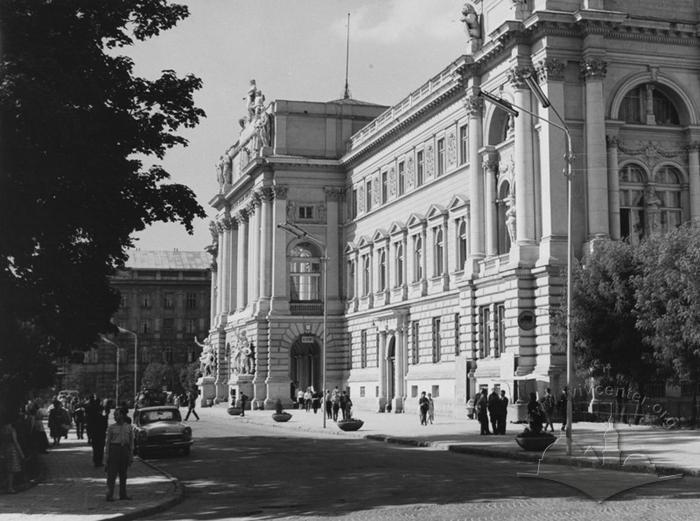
top-left (333, 0), bottom-right (465, 46)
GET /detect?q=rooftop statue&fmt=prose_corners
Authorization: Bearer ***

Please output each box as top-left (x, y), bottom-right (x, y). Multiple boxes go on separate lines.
top-left (461, 3), bottom-right (480, 39)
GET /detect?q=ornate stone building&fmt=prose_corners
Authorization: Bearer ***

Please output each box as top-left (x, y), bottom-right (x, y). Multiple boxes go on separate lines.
top-left (203, 0), bottom-right (700, 416)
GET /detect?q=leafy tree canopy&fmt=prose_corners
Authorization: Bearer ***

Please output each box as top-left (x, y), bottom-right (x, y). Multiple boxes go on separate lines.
top-left (0, 0), bottom-right (206, 406)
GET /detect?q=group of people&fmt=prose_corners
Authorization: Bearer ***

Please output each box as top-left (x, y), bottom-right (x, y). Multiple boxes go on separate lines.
top-left (418, 392), bottom-right (436, 425)
top-left (527, 387), bottom-right (568, 434)
top-left (295, 387), bottom-right (322, 413)
top-left (0, 400), bottom-right (48, 494)
top-left (327, 388), bottom-right (353, 421)
top-left (475, 388), bottom-right (509, 435)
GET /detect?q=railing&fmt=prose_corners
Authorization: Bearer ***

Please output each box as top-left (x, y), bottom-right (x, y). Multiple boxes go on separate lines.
top-left (290, 301), bottom-right (324, 316)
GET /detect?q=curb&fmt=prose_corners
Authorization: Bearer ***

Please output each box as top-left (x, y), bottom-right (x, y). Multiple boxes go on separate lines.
top-left (101, 459), bottom-right (185, 521)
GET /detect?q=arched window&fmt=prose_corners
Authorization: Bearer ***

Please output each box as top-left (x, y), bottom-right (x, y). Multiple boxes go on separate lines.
top-left (378, 249), bottom-right (386, 291)
top-left (413, 235), bottom-right (423, 282)
top-left (620, 83), bottom-right (680, 126)
top-left (434, 227), bottom-right (444, 276)
top-left (457, 218), bottom-right (467, 270)
top-left (362, 254), bottom-right (371, 296)
top-left (395, 242), bottom-right (404, 287)
top-left (289, 243), bottom-right (321, 301)
top-left (619, 164), bottom-right (646, 245)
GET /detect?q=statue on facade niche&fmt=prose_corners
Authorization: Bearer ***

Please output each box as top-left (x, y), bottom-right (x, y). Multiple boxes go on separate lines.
top-left (195, 336), bottom-right (215, 377)
top-left (646, 186), bottom-right (663, 233)
top-left (504, 190), bottom-right (517, 244)
top-left (216, 156), bottom-right (225, 189)
top-left (243, 79), bottom-right (265, 124)
top-left (461, 3), bottom-right (480, 39)
top-left (231, 331), bottom-right (255, 376)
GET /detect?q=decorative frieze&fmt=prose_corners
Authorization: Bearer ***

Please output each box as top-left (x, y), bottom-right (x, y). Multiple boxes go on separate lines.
top-left (406, 156), bottom-right (415, 189)
top-left (507, 66), bottom-right (534, 89)
top-left (580, 59), bottom-right (607, 80)
top-left (617, 139), bottom-right (684, 167)
top-left (463, 95), bottom-right (483, 117)
top-left (259, 186), bottom-right (275, 202)
top-left (324, 187), bottom-right (344, 201)
top-left (447, 129), bottom-right (457, 168)
top-left (272, 185), bottom-right (288, 200)
top-left (425, 143), bottom-right (435, 178)
top-left (388, 167), bottom-right (397, 197)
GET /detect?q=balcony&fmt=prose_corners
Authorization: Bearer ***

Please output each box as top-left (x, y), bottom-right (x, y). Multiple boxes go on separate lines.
top-left (290, 301), bottom-right (324, 316)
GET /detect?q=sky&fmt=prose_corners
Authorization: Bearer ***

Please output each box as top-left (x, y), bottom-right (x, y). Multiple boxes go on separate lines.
top-left (128, 0), bottom-right (469, 253)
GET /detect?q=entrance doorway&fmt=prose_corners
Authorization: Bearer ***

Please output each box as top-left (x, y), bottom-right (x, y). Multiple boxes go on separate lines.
top-left (290, 336), bottom-right (321, 394)
top-left (386, 336), bottom-right (396, 402)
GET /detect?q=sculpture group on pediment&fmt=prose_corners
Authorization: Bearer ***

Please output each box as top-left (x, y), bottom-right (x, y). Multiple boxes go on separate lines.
top-left (504, 188), bottom-right (516, 244)
top-left (195, 336), bottom-right (215, 378)
top-left (461, 3), bottom-right (480, 39)
top-left (230, 331), bottom-right (255, 376)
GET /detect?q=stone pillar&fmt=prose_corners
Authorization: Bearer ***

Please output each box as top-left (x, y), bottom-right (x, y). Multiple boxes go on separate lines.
top-left (607, 135), bottom-right (621, 240)
top-left (352, 249), bottom-right (360, 309)
top-left (236, 210), bottom-right (249, 312)
top-left (533, 58), bottom-right (569, 264)
top-left (258, 187), bottom-right (274, 313)
top-left (378, 330), bottom-right (387, 412)
top-left (688, 142), bottom-right (700, 221)
top-left (227, 219), bottom-right (238, 313)
top-left (582, 58), bottom-right (610, 240)
top-left (508, 66), bottom-right (537, 263)
top-left (248, 197), bottom-right (261, 312)
top-left (215, 220), bottom-right (226, 323)
top-left (465, 91), bottom-right (485, 266)
top-left (482, 150), bottom-right (499, 256)
top-left (221, 214), bottom-right (232, 314)
top-left (270, 185), bottom-right (290, 314)
top-left (419, 223), bottom-right (428, 294)
top-left (325, 187), bottom-right (343, 313)
top-left (209, 263), bottom-right (217, 326)
top-left (392, 313), bottom-right (409, 413)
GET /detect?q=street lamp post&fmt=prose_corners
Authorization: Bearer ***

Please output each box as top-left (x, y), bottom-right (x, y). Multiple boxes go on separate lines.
top-left (118, 327), bottom-right (139, 403)
top-left (278, 221), bottom-right (328, 429)
top-left (101, 335), bottom-right (120, 406)
top-left (478, 82), bottom-right (574, 455)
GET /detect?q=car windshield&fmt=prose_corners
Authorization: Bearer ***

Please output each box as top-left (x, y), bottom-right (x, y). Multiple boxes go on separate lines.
top-left (139, 409), bottom-right (181, 424)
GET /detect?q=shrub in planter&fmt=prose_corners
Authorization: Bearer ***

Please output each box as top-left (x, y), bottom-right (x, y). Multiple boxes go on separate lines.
top-left (337, 408), bottom-right (363, 431)
top-left (272, 399), bottom-right (292, 422)
top-left (515, 427), bottom-right (557, 451)
top-left (227, 406), bottom-right (243, 416)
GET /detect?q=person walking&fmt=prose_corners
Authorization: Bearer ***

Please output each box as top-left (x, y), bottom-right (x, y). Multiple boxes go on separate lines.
top-left (427, 393), bottom-right (435, 424)
top-left (239, 393), bottom-right (248, 417)
top-left (325, 390), bottom-right (333, 420)
top-left (418, 391), bottom-right (430, 426)
top-left (91, 405), bottom-right (108, 467)
top-left (1, 414), bottom-right (26, 494)
top-left (487, 388), bottom-right (500, 435)
top-left (73, 399), bottom-right (86, 440)
top-left (104, 408), bottom-right (134, 501)
top-left (476, 389), bottom-right (490, 435)
top-left (339, 391), bottom-right (349, 420)
top-left (497, 390), bottom-right (509, 434)
top-left (559, 386), bottom-right (569, 431)
top-left (304, 388), bottom-right (312, 412)
top-left (184, 390), bottom-right (200, 421)
top-left (48, 400), bottom-right (70, 446)
top-left (331, 389), bottom-right (341, 421)
top-left (541, 388), bottom-right (556, 432)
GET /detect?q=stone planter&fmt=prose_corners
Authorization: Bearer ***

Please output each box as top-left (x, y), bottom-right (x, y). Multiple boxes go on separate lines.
top-left (227, 407), bottom-right (243, 416)
top-left (337, 419), bottom-right (364, 431)
top-left (515, 433), bottom-right (556, 452)
top-left (272, 412), bottom-right (292, 422)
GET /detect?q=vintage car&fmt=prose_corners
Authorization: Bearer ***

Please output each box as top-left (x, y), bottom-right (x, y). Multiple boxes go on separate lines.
top-left (133, 405), bottom-right (193, 458)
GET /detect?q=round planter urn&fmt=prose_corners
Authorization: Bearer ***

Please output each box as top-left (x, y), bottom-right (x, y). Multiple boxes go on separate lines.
top-left (272, 412), bottom-right (292, 422)
top-left (515, 433), bottom-right (556, 452)
top-left (227, 407), bottom-right (243, 416)
top-left (337, 419), bottom-right (364, 431)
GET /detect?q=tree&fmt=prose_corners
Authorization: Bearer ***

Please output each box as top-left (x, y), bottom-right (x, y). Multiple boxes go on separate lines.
top-left (141, 362), bottom-right (175, 391)
top-left (553, 240), bottom-right (656, 394)
top-left (0, 0), bottom-right (206, 409)
top-left (635, 223), bottom-right (700, 426)
top-left (179, 361), bottom-right (201, 395)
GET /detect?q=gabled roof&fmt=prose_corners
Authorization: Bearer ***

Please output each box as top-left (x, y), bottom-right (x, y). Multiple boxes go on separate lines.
top-left (124, 250), bottom-right (210, 271)
top-left (447, 194), bottom-right (469, 211)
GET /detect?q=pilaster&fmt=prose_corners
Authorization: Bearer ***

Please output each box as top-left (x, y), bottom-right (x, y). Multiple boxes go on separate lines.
top-left (270, 185), bottom-right (290, 314)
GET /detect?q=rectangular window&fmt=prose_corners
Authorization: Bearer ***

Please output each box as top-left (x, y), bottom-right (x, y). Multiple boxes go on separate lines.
top-left (454, 313), bottom-right (461, 356)
top-left (352, 188), bottom-right (358, 219)
top-left (360, 386), bottom-right (366, 398)
top-left (459, 124), bottom-right (468, 165)
top-left (398, 161), bottom-right (405, 196)
top-left (437, 138), bottom-right (445, 176)
top-left (411, 320), bottom-right (420, 364)
top-left (432, 317), bottom-right (441, 363)
top-left (411, 385), bottom-right (418, 398)
top-left (495, 303), bottom-right (506, 357)
top-left (163, 346), bottom-right (173, 364)
top-left (479, 306), bottom-right (491, 358)
top-left (141, 319), bottom-right (151, 335)
top-left (376, 333), bottom-right (380, 367)
top-left (141, 294), bottom-right (151, 309)
top-left (298, 206), bottom-right (314, 219)
top-left (163, 293), bottom-right (174, 309)
top-left (186, 319), bottom-right (197, 334)
top-left (416, 150), bottom-right (424, 186)
top-left (381, 170), bottom-right (388, 204)
top-left (186, 292), bottom-right (197, 309)
top-left (163, 318), bottom-right (174, 333)
top-left (360, 330), bottom-right (368, 368)
top-left (119, 293), bottom-right (127, 309)
top-left (366, 179), bottom-right (373, 211)
top-left (431, 385), bottom-right (440, 398)
top-left (140, 346), bottom-right (149, 364)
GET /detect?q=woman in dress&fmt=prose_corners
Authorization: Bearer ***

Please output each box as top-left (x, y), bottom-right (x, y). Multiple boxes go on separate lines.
top-left (1, 413), bottom-right (26, 493)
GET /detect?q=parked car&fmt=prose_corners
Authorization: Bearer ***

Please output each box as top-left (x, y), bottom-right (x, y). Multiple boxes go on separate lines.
top-left (133, 405), bottom-right (193, 458)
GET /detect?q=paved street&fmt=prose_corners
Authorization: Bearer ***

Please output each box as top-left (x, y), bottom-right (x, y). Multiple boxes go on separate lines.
top-left (138, 409), bottom-right (700, 521)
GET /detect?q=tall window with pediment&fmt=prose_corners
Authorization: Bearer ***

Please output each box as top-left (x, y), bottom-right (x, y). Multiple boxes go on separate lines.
top-left (413, 235), bottom-right (423, 282)
top-left (456, 218), bottom-right (467, 270)
top-left (347, 259), bottom-right (355, 300)
top-left (395, 242), bottom-right (404, 287)
top-left (620, 83), bottom-right (680, 126)
top-left (377, 249), bottom-right (386, 292)
top-left (362, 254), bottom-right (371, 296)
top-left (433, 227), bottom-right (444, 276)
top-left (289, 243), bottom-right (321, 301)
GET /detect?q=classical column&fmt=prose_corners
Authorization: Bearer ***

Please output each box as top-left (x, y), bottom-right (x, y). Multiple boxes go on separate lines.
top-left (582, 58), bottom-right (610, 240)
top-left (269, 185), bottom-right (290, 314)
top-left (607, 135), bottom-right (621, 240)
top-left (352, 249), bottom-right (360, 309)
top-left (215, 219), bottom-right (225, 321)
top-left (247, 196), bottom-right (261, 312)
top-left (221, 214), bottom-right (233, 315)
top-left (482, 150), bottom-right (499, 256)
top-left (508, 66), bottom-right (536, 246)
top-left (419, 223), bottom-right (427, 294)
top-left (378, 330), bottom-right (387, 411)
top-left (392, 313), bottom-right (409, 413)
top-left (688, 142), bottom-right (700, 221)
top-left (465, 91), bottom-right (485, 263)
top-left (325, 187), bottom-right (343, 313)
top-left (533, 58), bottom-right (569, 264)
top-left (258, 187), bottom-right (274, 313)
top-left (236, 209), bottom-right (249, 312)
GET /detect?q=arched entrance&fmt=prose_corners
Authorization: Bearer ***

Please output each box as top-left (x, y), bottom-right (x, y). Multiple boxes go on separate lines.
top-left (289, 336), bottom-right (321, 394)
top-left (386, 336), bottom-right (396, 403)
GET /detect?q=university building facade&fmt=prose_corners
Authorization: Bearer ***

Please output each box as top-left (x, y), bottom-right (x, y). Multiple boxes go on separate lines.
top-left (201, 0), bottom-right (700, 416)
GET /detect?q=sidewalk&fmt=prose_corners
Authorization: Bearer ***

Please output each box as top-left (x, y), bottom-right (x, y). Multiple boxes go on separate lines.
top-left (0, 435), bottom-right (182, 521)
top-left (212, 404), bottom-right (700, 476)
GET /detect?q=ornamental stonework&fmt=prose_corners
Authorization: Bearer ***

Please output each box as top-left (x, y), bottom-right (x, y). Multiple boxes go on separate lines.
top-left (388, 166), bottom-right (397, 197)
top-left (463, 95), bottom-right (483, 117)
top-left (580, 59), bottom-right (607, 80)
top-left (426, 144), bottom-right (435, 178)
top-left (536, 58), bottom-right (565, 82)
top-left (358, 185), bottom-right (365, 213)
top-left (324, 187), bottom-right (344, 201)
top-left (617, 139), bottom-right (683, 168)
top-left (507, 66), bottom-right (533, 89)
top-left (447, 129), bottom-right (457, 168)
top-left (373, 172), bottom-right (381, 206)
top-left (407, 156), bottom-right (415, 189)
top-left (273, 185), bottom-right (288, 200)
top-left (259, 186), bottom-right (274, 202)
